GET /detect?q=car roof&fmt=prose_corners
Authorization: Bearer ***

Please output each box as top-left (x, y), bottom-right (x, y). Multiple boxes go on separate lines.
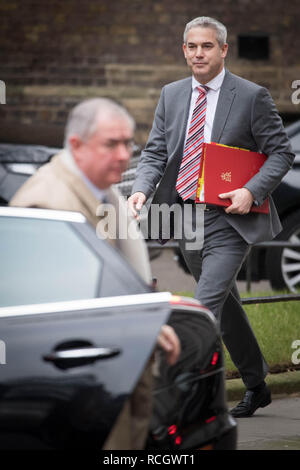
top-left (0, 206), bottom-right (87, 223)
top-left (0, 143), bottom-right (60, 164)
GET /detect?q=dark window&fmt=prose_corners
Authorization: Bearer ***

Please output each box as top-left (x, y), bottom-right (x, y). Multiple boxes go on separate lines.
top-left (238, 35), bottom-right (269, 60)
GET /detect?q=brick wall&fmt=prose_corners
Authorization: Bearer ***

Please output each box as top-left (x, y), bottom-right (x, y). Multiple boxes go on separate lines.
top-left (0, 0), bottom-right (299, 145)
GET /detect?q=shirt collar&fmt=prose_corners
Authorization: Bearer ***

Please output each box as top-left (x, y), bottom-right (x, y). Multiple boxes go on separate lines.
top-left (79, 170), bottom-right (109, 203)
top-left (61, 148), bottom-right (109, 202)
top-left (192, 67), bottom-right (225, 92)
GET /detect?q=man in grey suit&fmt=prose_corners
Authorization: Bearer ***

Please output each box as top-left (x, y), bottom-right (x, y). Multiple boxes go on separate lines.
top-left (128, 16), bottom-right (295, 417)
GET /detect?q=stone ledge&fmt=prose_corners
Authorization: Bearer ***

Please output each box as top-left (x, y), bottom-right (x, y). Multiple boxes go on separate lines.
top-left (226, 370), bottom-right (300, 402)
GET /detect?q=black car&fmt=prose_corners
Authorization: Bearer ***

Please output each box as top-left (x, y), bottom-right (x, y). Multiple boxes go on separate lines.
top-left (0, 142), bottom-right (140, 205)
top-left (263, 120), bottom-right (300, 292)
top-left (0, 207), bottom-right (236, 450)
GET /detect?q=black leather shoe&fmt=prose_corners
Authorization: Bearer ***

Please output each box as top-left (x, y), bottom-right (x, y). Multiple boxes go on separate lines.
top-left (230, 385), bottom-right (271, 418)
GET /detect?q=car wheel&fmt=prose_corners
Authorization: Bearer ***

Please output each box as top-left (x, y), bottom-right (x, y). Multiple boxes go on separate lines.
top-left (266, 210), bottom-right (300, 292)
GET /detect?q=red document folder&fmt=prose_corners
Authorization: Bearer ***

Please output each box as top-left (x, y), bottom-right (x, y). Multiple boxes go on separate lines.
top-left (195, 142), bottom-right (269, 214)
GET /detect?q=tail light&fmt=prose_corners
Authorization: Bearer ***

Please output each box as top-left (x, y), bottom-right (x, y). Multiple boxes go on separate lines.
top-left (211, 351), bottom-right (219, 365)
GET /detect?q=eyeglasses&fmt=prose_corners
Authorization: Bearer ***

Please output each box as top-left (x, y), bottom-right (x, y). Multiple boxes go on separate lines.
top-left (104, 139), bottom-right (135, 150)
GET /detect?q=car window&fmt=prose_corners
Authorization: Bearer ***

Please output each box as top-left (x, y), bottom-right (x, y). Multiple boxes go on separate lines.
top-left (0, 217), bottom-right (102, 307)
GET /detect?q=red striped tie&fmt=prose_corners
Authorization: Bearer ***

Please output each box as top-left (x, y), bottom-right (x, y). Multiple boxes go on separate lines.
top-left (176, 85), bottom-right (208, 200)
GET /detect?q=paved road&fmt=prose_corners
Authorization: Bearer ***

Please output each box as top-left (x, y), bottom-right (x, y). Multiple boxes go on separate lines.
top-left (229, 394), bottom-right (300, 450)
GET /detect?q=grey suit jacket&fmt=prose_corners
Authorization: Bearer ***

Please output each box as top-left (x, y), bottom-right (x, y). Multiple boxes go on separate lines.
top-left (132, 69), bottom-right (295, 244)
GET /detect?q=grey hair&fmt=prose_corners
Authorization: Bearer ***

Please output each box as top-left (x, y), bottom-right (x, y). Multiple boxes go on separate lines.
top-left (64, 98), bottom-right (135, 148)
top-left (183, 16), bottom-right (227, 46)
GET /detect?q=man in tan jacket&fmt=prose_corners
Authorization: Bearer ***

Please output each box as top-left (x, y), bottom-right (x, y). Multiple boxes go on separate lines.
top-left (10, 98), bottom-right (180, 449)
top-left (10, 98), bottom-right (151, 284)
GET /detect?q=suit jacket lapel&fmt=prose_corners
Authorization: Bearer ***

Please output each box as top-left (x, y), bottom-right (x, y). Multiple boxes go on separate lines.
top-left (211, 69), bottom-right (236, 143)
top-left (174, 78), bottom-right (193, 158)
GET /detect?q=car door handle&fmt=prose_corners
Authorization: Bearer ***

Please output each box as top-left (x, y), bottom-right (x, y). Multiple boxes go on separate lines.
top-left (43, 346), bottom-right (121, 369)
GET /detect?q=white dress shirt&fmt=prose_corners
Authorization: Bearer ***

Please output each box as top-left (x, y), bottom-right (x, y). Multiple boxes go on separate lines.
top-left (184, 67), bottom-right (225, 146)
top-left (60, 148), bottom-right (109, 202)
top-left (79, 170), bottom-right (109, 203)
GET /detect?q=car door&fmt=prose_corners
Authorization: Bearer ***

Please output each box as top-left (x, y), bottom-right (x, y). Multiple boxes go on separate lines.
top-left (0, 209), bottom-right (172, 449)
top-left (0, 293), bottom-right (171, 449)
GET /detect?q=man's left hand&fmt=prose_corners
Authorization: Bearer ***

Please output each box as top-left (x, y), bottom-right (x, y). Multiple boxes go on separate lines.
top-left (218, 188), bottom-right (254, 214)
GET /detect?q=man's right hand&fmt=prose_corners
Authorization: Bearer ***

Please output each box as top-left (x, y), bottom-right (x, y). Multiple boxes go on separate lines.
top-left (157, 325), bottom-right (181, 366)
top-left (127, 192), bottom-right (146, 219)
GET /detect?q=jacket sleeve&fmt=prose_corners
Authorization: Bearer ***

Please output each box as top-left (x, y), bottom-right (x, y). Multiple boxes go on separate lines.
top-left (244, 87), bottom-right (295, 205)
top-left (131, 87), bottom-right (169, 199)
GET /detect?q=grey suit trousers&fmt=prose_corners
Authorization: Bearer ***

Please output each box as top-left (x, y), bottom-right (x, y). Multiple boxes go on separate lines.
top-left (178, 204), bottom-right (268, 389)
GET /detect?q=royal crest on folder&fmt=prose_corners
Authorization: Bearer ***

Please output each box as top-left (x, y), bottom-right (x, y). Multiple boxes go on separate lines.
top-left (221, 171), bottom-right (232, 182)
